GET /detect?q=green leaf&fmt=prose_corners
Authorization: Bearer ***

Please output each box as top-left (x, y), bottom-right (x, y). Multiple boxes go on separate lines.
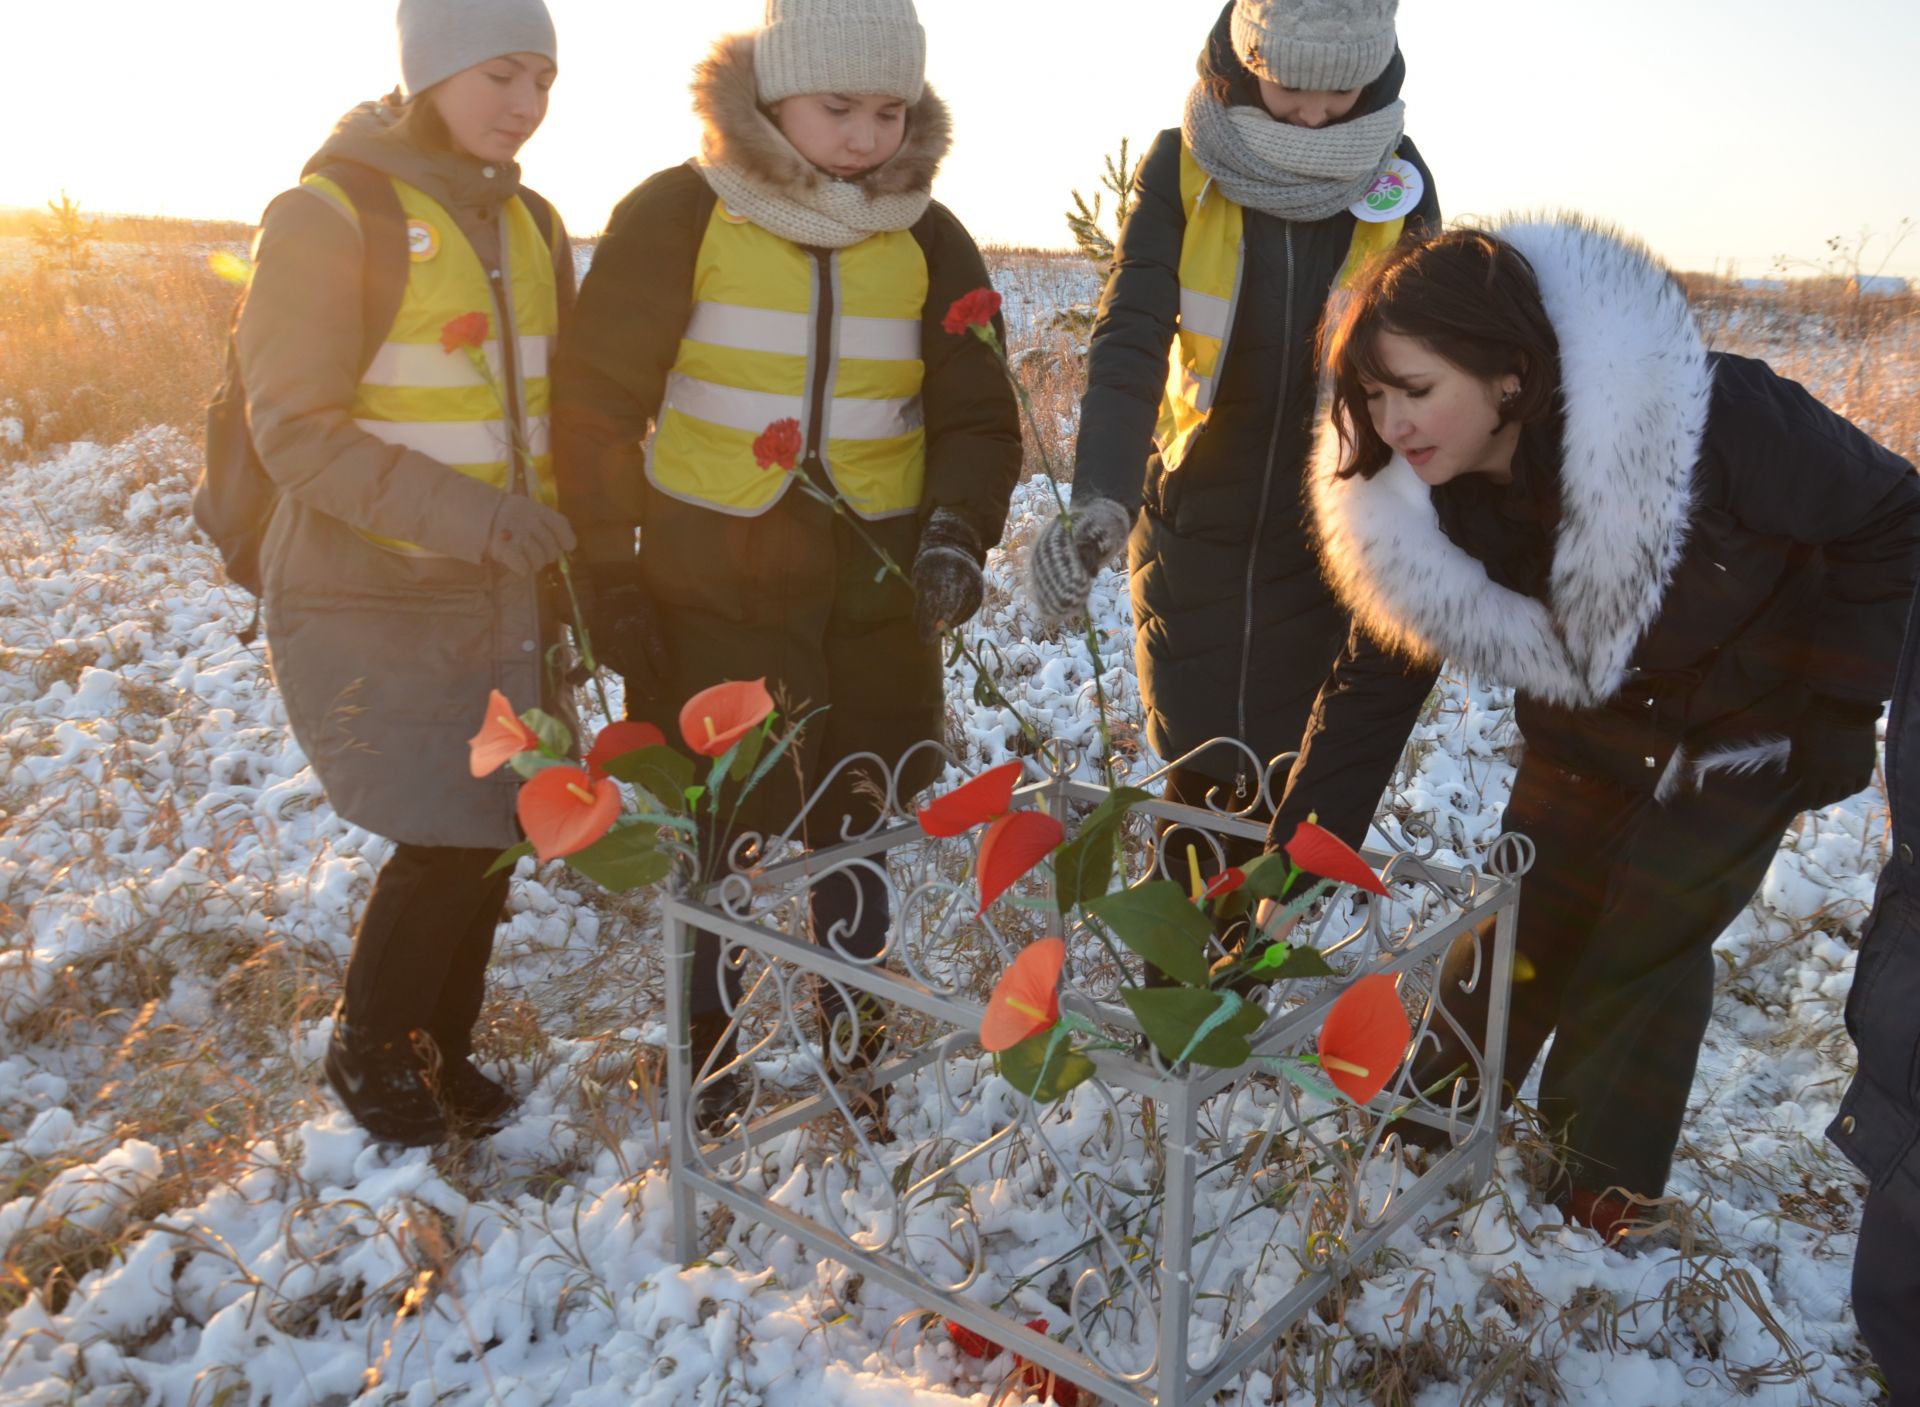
top-left (508, 750), bottom-right (569, 781)
top-left (566, 826), bottom-right (672, 891)
top-left (1086, 881), bottom-right (1212, 987)
top-left (520, 708), bottom-right (574, 759)
top-left (1121, 986), bottom-right (1266, 1068)
top-left (684, 784), bottom-right (707, 810)
top-left (1238, 851), bottom-right (1301, 903)
top-left (1254, 944), bottom-right (1336, 980)
top-left (996, 1028), bottom-right (1096, 1103)
top-left (1052, 787), bottom-right (1152, 915)
top-left (727, 719), bottom-right (769, 784)
top-left (601, 744), bottom-right (694, 811)
top-left (485, 841), bottom-right (533, 878)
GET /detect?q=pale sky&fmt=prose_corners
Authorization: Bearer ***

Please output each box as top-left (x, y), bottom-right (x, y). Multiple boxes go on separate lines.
top-left (7, 0), bottom-right (1917, 279)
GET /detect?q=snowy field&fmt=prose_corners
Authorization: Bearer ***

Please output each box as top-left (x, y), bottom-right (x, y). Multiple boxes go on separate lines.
top-left (0, 253), bottom-right (1905, 1405)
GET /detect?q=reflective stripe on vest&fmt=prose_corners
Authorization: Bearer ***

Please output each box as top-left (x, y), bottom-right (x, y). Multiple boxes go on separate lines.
top-left (646, 202), bottom-right (927, 519)
top-left (1152, 141), bottom-right (1406, 472)
top-left (302, 172), bottom-right (558, 556)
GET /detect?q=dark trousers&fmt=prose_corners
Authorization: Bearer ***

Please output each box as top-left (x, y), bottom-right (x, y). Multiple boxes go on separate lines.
top-left (341, 843), bottom-right (512, 1059)
top-left (1856, 1190), bottom-right (1920, 1405)
top-left (1411, 756), bottom-right (1804, 1199)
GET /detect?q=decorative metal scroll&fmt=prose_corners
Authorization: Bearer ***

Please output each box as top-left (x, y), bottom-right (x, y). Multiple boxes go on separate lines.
top-left (664, 742), bottom-right (1525, 1407)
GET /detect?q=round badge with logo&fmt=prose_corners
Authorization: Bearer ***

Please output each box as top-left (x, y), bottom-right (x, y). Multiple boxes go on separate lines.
top-left (1350, 157), bottom-right (1423, 224)
top-left (407, 219), bottom-right (441, 261)
top-left (717, 202), bottom-right (750, 225)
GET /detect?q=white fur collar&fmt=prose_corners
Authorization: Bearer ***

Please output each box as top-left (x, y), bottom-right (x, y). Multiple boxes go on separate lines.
top-left (1309, 217), bottom-right (1710, 708)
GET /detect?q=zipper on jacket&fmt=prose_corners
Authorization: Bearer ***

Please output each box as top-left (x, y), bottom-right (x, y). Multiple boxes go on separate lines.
top-left (804, 248), bottom-right (836, 474)
top-left (1235, 223), bottom-right (1295, 799)
top-left (485, 216), bottom-right (526, 496)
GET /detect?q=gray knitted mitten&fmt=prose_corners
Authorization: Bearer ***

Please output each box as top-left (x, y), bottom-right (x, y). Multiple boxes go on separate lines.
top-left (1026, 496), bottom-right (1132, 625)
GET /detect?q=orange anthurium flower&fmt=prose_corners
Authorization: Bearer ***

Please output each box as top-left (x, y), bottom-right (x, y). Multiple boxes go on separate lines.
top-left (585, 720), bottom-right (666, 778)
top-left (468, 689), bottom-right (539, 778)
top-left (1317, 973), bottom-right (1411, 1104)
top-left (517, 766), bottom-right (621, 862)
top-left (916, 760), bottom-right (1024, 837)
top-left (678, 678), bottom-right (775, 758)
top-left (1283, 820), bottom-right (1390, 896)
top-left (977, 809), bottom-right (1065, 912)
top-left (981, 937), bottom-right (1065, 1051)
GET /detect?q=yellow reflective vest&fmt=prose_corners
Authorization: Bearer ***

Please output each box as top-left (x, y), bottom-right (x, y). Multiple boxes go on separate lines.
top-left (301, 172), bottom-right (559, 554)
top-left (1154, 142), bottom-right (1405, 471)
top-left (647, 201), bottom-right (928, 519)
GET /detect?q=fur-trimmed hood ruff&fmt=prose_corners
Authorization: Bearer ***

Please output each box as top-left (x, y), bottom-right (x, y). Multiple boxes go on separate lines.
top-left (1308, 216), bottom-right (1710, 709)
top-left (692, 32), bottom-right (951, 204)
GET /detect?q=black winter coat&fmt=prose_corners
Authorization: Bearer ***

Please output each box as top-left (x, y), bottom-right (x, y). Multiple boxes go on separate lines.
top-left (550, 46), bottom-right (1021, 829)
top-left (1831, 594), bottom-right (1920, 1221)
top-left (1269, 219), bottom-right (1920, 852)
top-left (1073, 19), bottom-right (1439, 796)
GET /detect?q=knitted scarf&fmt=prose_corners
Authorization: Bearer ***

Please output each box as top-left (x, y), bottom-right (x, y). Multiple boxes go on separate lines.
top-left (693, 156), bottom-right (931, 251)
top-left (1181, 83), bottom-right (1405, 222)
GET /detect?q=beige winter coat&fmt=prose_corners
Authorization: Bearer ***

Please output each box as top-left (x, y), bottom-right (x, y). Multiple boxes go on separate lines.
top-left (239, 103), bottom-right (575, 848)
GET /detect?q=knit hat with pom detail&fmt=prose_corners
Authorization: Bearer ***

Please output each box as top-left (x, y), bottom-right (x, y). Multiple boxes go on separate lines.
top-left (1230, 0), bottom-right (1397, 92)
top-left (753, 0), bottom-right (927, 105)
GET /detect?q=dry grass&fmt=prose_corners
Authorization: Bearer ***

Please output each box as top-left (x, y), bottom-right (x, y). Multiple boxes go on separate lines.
top-left (0, 238), bottom-right (235, 457)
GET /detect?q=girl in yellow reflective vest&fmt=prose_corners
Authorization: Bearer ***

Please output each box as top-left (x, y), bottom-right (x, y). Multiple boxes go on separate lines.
top-left (553, 0), bottom-right (1021, 1115)
top-left (238, 0), bottom-right (576, 1147)
top-left (1027, 0), bottom-right (1439, 870)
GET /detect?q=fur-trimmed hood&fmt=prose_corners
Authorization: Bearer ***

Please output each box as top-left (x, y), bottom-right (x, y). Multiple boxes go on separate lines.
top-left (692, 32), bottom-right (952, 204)
top-left (1308, 216), bottom-right (1711, 709)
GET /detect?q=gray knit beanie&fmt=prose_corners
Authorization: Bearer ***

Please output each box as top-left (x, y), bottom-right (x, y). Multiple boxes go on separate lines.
top-left (397, 0), bottom-right (558, 100)
top-left (1231, 0), bottom-right (1397, 91)
top-left (753, 0), bottom-right (927, 105)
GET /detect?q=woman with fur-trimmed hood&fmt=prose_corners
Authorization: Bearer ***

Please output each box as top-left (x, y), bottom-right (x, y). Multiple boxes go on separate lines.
top-left (551, 0), bottom-right (1020, 1102)
top-left (1262, 221), bottom-right (1920, 1237)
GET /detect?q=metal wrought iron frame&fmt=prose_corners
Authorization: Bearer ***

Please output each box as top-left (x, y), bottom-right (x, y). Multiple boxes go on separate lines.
top-left (664, 744), bottom-right (1525, 1406)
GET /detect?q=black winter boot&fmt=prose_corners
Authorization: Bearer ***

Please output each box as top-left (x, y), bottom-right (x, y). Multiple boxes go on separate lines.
top-left (324, 1015), bottom-right (447, 1148)
top-left (688, 1011), bottom-right (747, 1135)
top-left (432, 1055), bottom-right (516, 1134)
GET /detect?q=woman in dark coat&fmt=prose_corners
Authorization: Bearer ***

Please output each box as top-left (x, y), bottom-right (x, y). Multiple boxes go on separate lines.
top-left (1028, 0), bottom-right (1438, 836)
top-left (1264, 220), bottom-right (1920, 1236)
top-left (1831, 591), bottom-right (1920, 1402)
top-left (552, 0), bottom-right (1021, 1101)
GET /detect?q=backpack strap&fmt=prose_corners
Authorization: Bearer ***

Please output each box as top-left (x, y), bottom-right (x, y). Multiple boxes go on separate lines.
top-left (517, 185), bottom-right (556, 249)
top-left (310, 160), bottom-right (410, 374)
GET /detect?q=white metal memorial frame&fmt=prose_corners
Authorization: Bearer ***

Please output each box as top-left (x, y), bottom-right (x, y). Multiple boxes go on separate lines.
top-left (664, 741), bottom-right (1527, 1407)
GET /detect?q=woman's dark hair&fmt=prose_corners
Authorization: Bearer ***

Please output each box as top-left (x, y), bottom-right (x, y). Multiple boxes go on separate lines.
top-left (392, 86), bottom-right (457, 153)
top-left (1322, 228), bottom-right (1563, 479)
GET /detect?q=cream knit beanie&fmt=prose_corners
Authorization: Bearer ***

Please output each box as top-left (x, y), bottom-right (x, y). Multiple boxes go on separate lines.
top-left (753, 0), bottom-right (926, 104)
top-left (396, 0), bottom-right (557, 100)
top-left (1230, 0), bottom-right (1397, 92)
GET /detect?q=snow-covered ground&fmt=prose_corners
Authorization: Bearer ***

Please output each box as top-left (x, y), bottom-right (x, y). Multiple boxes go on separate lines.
top-left (0, 264), bottom-right (1898, 1404)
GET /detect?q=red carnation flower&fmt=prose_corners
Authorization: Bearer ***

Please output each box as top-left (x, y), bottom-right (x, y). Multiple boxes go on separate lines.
top-left (942, 287), bottom-right (1002, 336)
top-left (752, 417), bottom-right (803, 472)
top-left (439, 311), bottom-right (489, 353)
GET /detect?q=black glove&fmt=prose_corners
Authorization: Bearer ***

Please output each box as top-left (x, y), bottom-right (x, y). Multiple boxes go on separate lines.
top-left (1025, 495), bottom-right (1132, 625)
top-left (484, 494), bottom-right (576, 575)
top-left (1793, 694), bottom-right (1881, 805)
top-left (912, 507), bottom-right (986, 642)
top-left (580, 567), bottom-right (672, 704)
